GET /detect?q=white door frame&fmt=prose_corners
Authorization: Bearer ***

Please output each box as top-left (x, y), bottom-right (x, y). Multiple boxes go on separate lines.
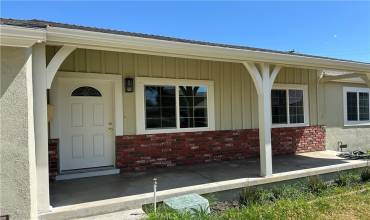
top-left (50, 71), bottom-right (123, 171)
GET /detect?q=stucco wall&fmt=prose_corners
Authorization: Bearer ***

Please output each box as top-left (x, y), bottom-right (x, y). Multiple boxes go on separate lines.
top-left (48, 47), bottom-right (320, 135)
top-left (319, 82), bottom-right (370, 152)
top-left (0, 46), bottom-right (37, 219)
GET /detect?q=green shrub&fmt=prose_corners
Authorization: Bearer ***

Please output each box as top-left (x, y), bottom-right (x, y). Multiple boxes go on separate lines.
top-left (239, 187), bottom-right (278, 206)
top-left (239, 187), bottom-right (260, 206)
top-left (271, 185), bottom-right (305, 200)
top-left (335, 172), bottom-right (359, 186)
top-left (360, 168), bottom-right (370, 182)
top-left (306, 176), bottom-right (327, 194)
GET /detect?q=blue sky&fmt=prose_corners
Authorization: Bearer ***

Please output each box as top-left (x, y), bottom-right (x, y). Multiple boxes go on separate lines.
top-left (2, 1), bottom-right (370, 63)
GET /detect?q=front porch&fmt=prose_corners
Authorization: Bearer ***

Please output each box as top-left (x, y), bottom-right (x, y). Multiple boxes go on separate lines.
top-left (49, 151), bottom-right (368, 210)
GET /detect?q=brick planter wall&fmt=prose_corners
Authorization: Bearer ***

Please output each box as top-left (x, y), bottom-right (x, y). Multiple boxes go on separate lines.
top-left (48, 139), bottom-right (59, 180)
top-left (116, 126), bottom-right (325, 171)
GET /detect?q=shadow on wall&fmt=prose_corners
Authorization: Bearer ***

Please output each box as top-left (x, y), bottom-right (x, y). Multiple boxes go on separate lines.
top-left (272, 126), bottom-right (326, 155)
top-left (0, 47), bottom-right (31, 97)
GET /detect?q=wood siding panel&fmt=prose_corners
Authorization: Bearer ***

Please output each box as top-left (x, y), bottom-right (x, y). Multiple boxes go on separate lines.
top-left (50, 47), bottom-right (319, 134)
top-left (223, 63), bottom-right (233, 130)
top-left (104, 51), bottom-right (119, 74)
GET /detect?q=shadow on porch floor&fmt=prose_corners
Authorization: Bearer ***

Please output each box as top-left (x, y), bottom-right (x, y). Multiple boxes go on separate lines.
top-left (50, 151), bottom-right (350, 207)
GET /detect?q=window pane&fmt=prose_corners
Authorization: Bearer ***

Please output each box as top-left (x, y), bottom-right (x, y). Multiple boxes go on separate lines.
top-left (179, 86), bottom-right (193, 96)
top-left (194, 118), bottom-right (208, 127)
top-left (194, 86), bottom-right (207, 97)
top-left (145, 85), bottom-right (176, 129)
top-left (146, 118), bottom-right (161, 129)
top-left (146, 107), bottom-right (160, 118)
top-left (161, 117), bottom-right (176, 128)
top-left (180, 107), bottom-right (193, 117)
top-left (180, 117), bottom-right (194, 128)
top-left (359, 92), bottom-right (369, 121)
top-left (347, 92), bottom-right (358, 121)
top-left (194, 108), bottom-right (207, 117)
top-left (271, 90), bottom-right (287, 124)
top-left (179, 86), bottom-right (208, 128)
top-left (71, 86), bottom-right (102, 97)
top-left (289, 90), bottom-right (304, 124)
top-left (145, 86), bottom-right (160, 107)
top-left (194, 97), bottom-right (207, 107)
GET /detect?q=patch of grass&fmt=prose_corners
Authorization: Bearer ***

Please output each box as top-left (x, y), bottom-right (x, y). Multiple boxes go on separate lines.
top-left (306, 175), bottom-right (328, 194)
top-left (360, 167), bottom-right (370, 182)
top-left (271, 183), bottom-right (306, 200)
top-left (335, 171), bottom-right (360, 186)
top-left (239, 186), bottom-right (278, 206)
top-left (146, 171), bottom-right (370, 220)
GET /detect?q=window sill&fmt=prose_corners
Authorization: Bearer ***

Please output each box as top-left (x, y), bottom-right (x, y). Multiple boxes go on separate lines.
top-left (344, 122), bottom-right (370, 127)
top-left (137, 127), bottom-right (214, 135)
top-left (271, 123), bottom-right (309, 128)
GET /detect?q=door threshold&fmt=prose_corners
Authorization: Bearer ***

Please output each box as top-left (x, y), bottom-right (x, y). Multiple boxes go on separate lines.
top-left (56, 166), bottom-right (120, 181)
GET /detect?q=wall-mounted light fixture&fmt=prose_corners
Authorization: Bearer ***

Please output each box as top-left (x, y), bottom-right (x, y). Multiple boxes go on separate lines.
top-left (125, 77), bottom-right (134, 92)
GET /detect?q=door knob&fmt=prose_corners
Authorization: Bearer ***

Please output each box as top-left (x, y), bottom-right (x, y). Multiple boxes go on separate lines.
top-left (108, 127), bottom-right (114, 131)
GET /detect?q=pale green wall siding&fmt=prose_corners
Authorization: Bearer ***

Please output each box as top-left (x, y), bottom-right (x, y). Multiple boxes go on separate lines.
top-left (48, 47), bottom-right (320, 135)
top-left (318, 82), bottom-right (370, 151)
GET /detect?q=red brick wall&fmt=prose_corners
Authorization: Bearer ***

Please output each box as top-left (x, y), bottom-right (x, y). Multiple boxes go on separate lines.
top-left (48, 139), bottom-right (59, 180)
top-left (116, 126), bottom-right (325, 171)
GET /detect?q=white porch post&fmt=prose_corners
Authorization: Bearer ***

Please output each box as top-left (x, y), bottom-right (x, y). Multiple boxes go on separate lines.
top-left (243, 62), bottom-right (282, 177)
top-left (32, 43), bottom-right (76, 213)
top-left (258, 64), bottom-right (273, 176)
top-left (32, 43), bottom-right (50, 212)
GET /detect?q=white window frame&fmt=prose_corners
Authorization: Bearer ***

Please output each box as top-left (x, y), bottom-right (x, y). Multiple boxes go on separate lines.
top-left (136, 77), bottom-right (215, 134)
top-left (343, 87), bottom-right (370, 126)
top-left (271, 84), bottom-right (310, 128)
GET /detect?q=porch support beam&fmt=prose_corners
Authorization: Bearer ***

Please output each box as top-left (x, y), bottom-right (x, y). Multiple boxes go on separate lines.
top-left (360, 74), bottom-right (370, 87)
top-left (46, 45), bottom-right (76, 88)
top-left (32, 43), bottom-right (50, 213)
top-left (242, 62), bottom-right (282, 177)
top-left (320, 73), bottom-right (364, 83)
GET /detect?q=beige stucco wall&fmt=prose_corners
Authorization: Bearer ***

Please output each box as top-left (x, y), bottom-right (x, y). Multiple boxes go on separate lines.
top-left (49, 47), bottom-right (320, 135)
top-left (0, 46), bottom-right (37, 219)
top-left (319, 82), bottom-right (370, 151)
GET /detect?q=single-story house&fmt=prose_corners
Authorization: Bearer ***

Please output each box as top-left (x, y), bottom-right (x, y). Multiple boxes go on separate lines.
top-left (1, 18), bottom-right (370, 219)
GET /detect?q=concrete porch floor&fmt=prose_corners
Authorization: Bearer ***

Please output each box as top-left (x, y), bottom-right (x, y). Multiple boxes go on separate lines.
top-left (50, 150), bottom-right (367, 208)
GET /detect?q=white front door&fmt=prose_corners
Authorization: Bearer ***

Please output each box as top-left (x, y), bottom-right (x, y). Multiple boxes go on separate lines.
top-left (59, 79), bottom-right (115, 171)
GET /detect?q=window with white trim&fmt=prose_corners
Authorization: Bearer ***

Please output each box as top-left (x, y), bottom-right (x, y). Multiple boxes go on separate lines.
top-left (136, 77), bottom-right (215, 134)
top-left (271, 84), bottom-right (309, 127)
top-left (343, 87), bottom-right (370, 126)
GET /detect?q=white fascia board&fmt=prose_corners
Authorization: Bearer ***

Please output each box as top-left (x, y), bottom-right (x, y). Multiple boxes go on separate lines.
top-left (0, 25), bottom-right (46, 47)
top-left (45, 27), bottom-right (370, 73)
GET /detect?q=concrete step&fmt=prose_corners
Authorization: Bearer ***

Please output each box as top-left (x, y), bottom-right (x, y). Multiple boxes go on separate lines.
top-left (56, 167), bottom-right (120, 180)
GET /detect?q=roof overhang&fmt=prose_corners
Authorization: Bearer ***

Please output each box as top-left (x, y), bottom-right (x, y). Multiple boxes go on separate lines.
top-left (1, 24), bottom-right (370, 74)
top-left (0, 25), bottom-right (46, 47)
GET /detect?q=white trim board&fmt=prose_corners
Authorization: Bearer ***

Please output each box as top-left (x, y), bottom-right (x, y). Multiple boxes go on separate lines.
top-left (44, 26), bottom-right (370, 73)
